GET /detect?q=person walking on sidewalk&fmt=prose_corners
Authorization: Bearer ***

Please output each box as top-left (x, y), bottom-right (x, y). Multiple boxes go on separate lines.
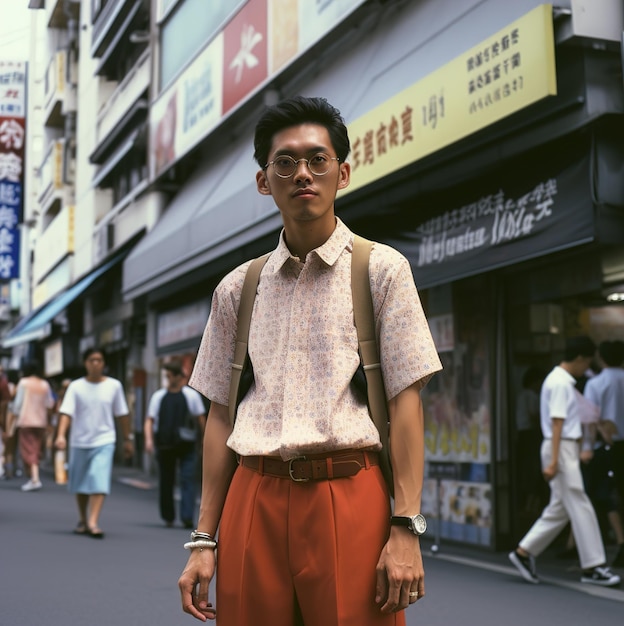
top-left (583, 339), bottom-right (624, 567)
top-left (144, 361), bottom-right (206, 529)
top-left (12, 361), bottom-right (55, 492)
top-left (178, 96), bottom-right (442, 625)
top-left (509, 336), bottom-right (620, 587)
top-left (55, 347), bottom-right (132, 538)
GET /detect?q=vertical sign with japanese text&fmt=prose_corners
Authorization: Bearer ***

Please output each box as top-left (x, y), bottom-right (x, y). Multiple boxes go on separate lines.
top-left (0, 60), bottom-right (26, 281)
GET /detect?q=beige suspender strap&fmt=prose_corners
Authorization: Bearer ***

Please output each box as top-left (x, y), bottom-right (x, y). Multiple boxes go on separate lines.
top-left (351, 235), bottom-right (394, 496)
top-left (228, 253), bottom-right (270, 426)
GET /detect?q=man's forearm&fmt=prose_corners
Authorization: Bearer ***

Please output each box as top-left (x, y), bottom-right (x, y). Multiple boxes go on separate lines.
top-left (57, 414), bottom-right (71, 438)
top-left (117, 414), bottom-right (132, 439)
top-left (550, 418), bottom-right (564, 466)
top-left (388, 383), bottom-right (425, 515)
top-left (196, 402), bottom-right (238, 535)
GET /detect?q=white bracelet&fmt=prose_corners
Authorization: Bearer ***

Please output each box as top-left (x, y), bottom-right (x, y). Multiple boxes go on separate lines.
top-left (184, 539), bottom-right (217, 551)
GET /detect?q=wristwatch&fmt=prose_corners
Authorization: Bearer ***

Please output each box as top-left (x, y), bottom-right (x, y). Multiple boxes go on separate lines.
top-left (390, 514), bottom-right (427, 536)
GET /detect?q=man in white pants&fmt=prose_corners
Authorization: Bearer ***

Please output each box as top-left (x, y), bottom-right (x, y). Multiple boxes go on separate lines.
top-left (509, 336), bottom-right (620, 587)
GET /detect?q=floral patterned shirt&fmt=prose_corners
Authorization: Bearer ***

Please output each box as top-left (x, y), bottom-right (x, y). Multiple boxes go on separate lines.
top-left (189, 218), bottom-right (442, 460)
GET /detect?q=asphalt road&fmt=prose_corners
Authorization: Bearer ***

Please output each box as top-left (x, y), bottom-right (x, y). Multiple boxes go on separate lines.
top-left (1, 470), bottom-right (621, 626)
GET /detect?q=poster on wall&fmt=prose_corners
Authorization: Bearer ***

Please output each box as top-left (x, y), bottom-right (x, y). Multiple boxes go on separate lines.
top-left (422, 478), bottom-right (492, 546)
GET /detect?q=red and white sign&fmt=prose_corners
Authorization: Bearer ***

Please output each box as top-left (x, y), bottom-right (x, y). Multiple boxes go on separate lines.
top-left (223, 0), bottom-right (268, 114)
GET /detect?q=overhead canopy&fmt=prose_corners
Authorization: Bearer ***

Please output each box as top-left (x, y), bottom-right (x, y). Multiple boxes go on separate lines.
top-left (2, 248), bottom-right (129, 349)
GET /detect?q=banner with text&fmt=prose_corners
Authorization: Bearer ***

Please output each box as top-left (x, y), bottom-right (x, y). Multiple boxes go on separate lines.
top-left (0, 60), bottom-right (26, 281)
top-left (344, 4), bottom-right (557, 195)
top-left (385, 153), bottom-right (594, 289)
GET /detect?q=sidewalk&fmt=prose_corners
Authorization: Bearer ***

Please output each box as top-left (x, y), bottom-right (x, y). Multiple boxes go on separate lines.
top-left (420, 536), bottom-right (624, 603)
top-left (41, 460), bottom-right (624, 602)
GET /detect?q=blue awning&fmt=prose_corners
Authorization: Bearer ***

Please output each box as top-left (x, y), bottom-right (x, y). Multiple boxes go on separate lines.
top-left (2, 249), bottom-right (128, 349)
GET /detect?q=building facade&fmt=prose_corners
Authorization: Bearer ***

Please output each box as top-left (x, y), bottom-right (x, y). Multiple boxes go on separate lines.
top-left (5, 0), bottom-right (624, 550)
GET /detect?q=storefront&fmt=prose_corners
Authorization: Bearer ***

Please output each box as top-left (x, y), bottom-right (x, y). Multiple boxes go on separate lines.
top-left (123, 1), bottom-right (624, 549)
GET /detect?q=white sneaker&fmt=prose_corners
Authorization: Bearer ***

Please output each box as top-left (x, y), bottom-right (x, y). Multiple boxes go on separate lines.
top-left (580, 566), bottom-right (621, 587)
top-left (21, 479), bottom-right (42, 492)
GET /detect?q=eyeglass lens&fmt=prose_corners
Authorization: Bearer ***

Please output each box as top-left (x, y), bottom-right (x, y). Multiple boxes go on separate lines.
top-left (272, 153), bottom-right (334, 177)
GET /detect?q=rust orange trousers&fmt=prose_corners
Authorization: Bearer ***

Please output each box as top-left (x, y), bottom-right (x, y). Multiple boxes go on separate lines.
top-left (216, 461), bottom-right (406, 626)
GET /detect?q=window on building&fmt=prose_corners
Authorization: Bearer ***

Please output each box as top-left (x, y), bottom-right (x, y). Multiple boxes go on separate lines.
top-left (159, 0), bottom-right (246, 90)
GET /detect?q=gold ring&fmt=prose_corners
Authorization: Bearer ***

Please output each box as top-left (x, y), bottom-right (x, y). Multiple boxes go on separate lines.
top-left (409, 591), bottom-right (418, 598)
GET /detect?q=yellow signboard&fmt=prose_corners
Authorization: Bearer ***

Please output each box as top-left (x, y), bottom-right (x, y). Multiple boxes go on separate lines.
top-left (344, 4), bottom-right (557, 195)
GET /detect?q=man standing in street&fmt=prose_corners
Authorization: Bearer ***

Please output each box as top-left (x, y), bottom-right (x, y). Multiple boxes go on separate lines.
top-left (55, 347), bottom-right (132, 539)
top-left (509, 336), bottom-right (620, 587)
top-left (145, 361), bottom-right (206, 529)
top-left (178, 96), bottom-right (442, 625)
top-left (584, 339), bottom-right (624, 566)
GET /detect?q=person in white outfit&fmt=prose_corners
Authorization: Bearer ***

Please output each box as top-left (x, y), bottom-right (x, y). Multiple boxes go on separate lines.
top-left (508, 336), bottom-right (620, 587)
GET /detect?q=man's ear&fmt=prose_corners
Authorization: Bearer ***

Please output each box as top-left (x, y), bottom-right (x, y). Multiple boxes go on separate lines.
top-left (256, 169), bottom-right (272, 195)
top-left (337, 161), bottom-right (351, 190)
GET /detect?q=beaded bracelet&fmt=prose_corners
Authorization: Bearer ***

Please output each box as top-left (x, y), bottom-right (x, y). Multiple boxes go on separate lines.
top-left (184, 539), bottom-right (218, 551)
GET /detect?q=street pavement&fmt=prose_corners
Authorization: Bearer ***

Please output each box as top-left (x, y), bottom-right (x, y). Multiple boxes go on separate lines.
top-left (1, 465), bottom-right (622, 626)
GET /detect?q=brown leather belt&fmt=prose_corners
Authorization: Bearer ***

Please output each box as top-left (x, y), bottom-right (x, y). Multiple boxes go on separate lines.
top-left (240, 450), bottom-right (379, 482)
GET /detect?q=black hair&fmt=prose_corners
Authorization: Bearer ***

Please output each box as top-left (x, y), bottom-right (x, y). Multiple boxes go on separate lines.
top-left (521, 366), bottom-right (544, 389)
top-left (253, 96), bottom-right (350, 167)
top-left (563, 336), bottom-right (596, 362)
top-left (599, 340), bottom-right (624, 367)
top-left (163, 360), bottom-right (184, 377)
top-left (22, 360), bottom-right (41, 377)
top-left (82, 347), bottom-right (107, 363)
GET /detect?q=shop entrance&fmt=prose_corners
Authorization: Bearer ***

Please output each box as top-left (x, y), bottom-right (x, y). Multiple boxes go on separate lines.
top-left (505, 253), bottom-right (624, 547)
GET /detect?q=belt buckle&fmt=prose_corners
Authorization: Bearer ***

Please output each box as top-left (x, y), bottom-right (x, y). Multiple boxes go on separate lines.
top-left (288, 456), bottom-right (309, 482)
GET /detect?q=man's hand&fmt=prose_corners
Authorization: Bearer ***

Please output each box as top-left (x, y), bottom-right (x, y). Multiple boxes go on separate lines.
top-left (55, 435), bottom-right (67, 450)
top-left (179, 549), bottom-right (217, 621)
top-left (543, 462), bottom-right (557, 481)
top-left (580, 449), bottom-right (594, 464)
top-left (375, 527), bottom-right (424, 613)
top-left (122, 440), bottom-right (134, 459)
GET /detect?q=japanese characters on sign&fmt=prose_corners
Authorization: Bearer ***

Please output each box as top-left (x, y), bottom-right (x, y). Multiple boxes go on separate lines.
top-left (415, 178), bottom-right (558, 268)
top-left (0, 61), bottom-right (26, 281)
top-left (345, 4), bottom-right (556, 195)
top-left (466, 27), bottom-right (522, 114)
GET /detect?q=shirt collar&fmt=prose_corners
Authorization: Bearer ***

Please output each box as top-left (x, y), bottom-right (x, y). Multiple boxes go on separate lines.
top-left (267, 217), bottom-right (353, 273)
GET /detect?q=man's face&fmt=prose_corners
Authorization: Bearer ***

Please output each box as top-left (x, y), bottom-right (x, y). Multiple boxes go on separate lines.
top-left (165, 370), bottom-right (183, 389)
top-left (256, 123), bottom-right (350, 227)
top-left (571, 355), bottom-right (594, 378)
top-left (84, 353), bottom-right (105, 378)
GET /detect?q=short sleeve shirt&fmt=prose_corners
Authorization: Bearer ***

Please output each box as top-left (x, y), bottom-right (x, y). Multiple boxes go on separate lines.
top-left (540, 366), bottom-right (583, 440)
top-left (190, 218), bottom-right (442, 460)
top-left (584, 367), bottom-right (624, 440)
top-left (59, 377), bottom-right (129, 448)
top-left (147, 385), bottom-right (206, 432)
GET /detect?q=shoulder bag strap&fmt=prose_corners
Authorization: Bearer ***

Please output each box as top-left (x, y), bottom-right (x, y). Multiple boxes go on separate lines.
top-left (351, 235), bottom-right (394, 496)
top-left (228, 253), bottom-right (271, 426)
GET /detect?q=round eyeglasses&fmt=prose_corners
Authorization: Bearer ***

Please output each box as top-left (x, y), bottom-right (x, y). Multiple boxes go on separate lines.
top-left (265, 152), bottom-right (340, 178)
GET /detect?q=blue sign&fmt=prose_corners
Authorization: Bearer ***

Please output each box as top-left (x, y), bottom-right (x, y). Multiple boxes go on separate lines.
top-left (0, 180), bottom-right (21, 280)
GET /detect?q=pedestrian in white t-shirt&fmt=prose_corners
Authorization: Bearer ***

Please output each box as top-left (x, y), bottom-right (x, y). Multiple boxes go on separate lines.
top-left (55, 348), bottom-right (132, 539)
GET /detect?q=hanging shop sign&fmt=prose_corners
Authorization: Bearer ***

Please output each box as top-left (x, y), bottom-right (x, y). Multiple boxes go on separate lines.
top-left (345, 4), bottom-right (557, 195)
top-left (157, 299), bottom-right (211, 350)
top-left (386, 152), bottom-right (594, 289)
top-left (0, 60), bottom-right (27, 281)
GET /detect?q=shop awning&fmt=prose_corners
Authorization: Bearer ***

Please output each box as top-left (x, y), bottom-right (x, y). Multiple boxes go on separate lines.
top-left (122, 136), bottom-right (280, 300)
top-left (2, 249), bottom-right (129, 349)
